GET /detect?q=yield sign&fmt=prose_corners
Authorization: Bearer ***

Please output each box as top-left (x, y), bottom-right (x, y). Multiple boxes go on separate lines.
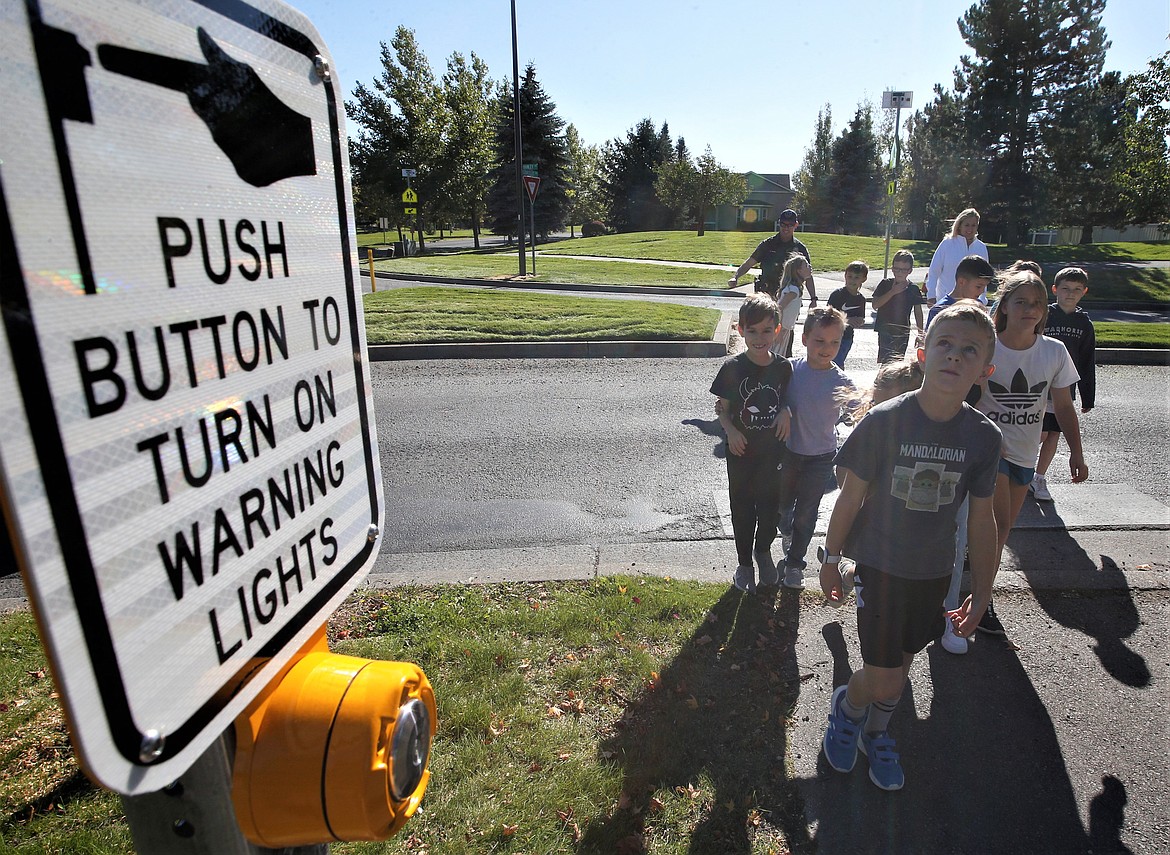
top-left (522, 175), bottom-right (541, 203)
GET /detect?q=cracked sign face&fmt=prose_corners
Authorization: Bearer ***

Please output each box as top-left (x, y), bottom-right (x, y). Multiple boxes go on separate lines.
top-left (0, 0), bottom-right (382, 793)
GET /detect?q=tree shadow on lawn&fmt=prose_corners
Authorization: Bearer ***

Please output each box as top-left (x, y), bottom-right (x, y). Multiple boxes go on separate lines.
top-left (577, 586), bottom-right (811, 854)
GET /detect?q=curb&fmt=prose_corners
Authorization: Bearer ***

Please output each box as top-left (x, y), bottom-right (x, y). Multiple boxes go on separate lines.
top-left (1095, 348), bottom-right (1170, 365)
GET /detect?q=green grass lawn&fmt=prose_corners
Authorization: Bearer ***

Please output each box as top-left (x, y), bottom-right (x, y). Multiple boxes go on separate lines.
top-left (374, 254), bottom-right (732, 290)
top-left (539, 230), bottom-right (1170, 268)
top-left (0, 580), bottom-right (813, 854)
top-left (364, 287), bottom-right (720, 344)
top-left (1094, 321), bottom-right (1170, 348)
top-left (384, 231), bottom-right (1168, 303)
top-left (358, 228), bottom-right (478, 247)
top-left (537, 230), bottom-right (936, 272)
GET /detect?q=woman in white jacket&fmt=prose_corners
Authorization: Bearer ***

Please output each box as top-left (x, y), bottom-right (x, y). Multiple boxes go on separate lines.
top-left (926, 208), bottom-right (989, 304)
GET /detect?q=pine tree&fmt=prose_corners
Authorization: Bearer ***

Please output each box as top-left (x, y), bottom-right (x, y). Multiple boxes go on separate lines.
top-left (600, 118), bottom-right (675, 232)
top-left (897, 85), bottom-right (985, 241)
top-left (954, 0), bottom-right (1109, 244)
top-left (484, 64), bottom-right (571, 240)
top-left (793, 106), bottom-right (834, 229)
top-left (827, 105), bottom-right (885, 235)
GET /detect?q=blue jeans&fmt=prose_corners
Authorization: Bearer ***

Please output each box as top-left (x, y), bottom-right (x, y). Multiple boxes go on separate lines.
top-left (778, 450), bottom-right (836, 570)
top-left (832, 328), bottom-right (854, 368)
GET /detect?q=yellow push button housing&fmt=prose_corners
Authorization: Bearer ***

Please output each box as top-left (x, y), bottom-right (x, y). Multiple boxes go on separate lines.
top-left (232, 628), bottom-right (435, 847)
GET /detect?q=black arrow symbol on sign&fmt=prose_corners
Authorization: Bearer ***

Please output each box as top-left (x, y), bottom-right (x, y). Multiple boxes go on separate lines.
top-left (98, 27), bottom-right (316, 187)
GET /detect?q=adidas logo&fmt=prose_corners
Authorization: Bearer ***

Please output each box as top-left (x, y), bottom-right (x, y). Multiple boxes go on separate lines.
top-left (987, 368), bottom-right (1047, 411)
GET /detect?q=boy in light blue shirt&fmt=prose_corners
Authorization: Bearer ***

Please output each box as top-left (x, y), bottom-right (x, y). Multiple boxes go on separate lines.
top-left (778, 307), bottom-right (856, 589)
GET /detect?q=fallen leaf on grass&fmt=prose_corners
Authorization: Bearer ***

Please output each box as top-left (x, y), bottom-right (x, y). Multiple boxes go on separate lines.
top-left (686, 696), bottom-right (699, 710)
top-left (648, 797), bottom-right (665, 813)
top-left (546, 705), bottom-right (564, 718)
top-left (696, 634), bottom-right (712, 646)
top-left (557, 808), bottom-right (574, 822)
top-left (676, 783), bottom-right (702, 800)
top-left (501, 823), bottom-right (518, 836)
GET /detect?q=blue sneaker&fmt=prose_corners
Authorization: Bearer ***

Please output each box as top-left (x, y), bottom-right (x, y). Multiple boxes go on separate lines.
top-left (823, 685), bottom-right (865, 773)
top-left (859, 729), bottom-right (904, 790)
top-left (733, 564), bottom-right (756, 593)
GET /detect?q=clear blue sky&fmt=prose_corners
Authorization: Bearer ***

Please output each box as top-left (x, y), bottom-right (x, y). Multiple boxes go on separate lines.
top-left (288, 0), bottom-right (1168, 175)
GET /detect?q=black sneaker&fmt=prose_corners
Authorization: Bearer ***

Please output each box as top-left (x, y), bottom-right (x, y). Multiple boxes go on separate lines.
top-left (977, 601), bottom-right (1006, 636)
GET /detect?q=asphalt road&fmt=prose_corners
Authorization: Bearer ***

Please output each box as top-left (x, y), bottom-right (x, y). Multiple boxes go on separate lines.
top-left (368, 356), bottom-right (1170, 558)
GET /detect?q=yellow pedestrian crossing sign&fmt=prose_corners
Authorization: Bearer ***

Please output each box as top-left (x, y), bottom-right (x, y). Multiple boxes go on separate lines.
top-left (402, 188), bottom-right (418, 204)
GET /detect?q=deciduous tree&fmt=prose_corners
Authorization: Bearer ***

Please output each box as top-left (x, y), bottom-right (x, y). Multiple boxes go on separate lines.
top-left (654, 147), bottom-right (747, 236)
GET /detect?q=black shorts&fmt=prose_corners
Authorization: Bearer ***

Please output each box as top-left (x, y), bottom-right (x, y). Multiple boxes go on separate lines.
top-left (1042, 412), bottom-right (1061, 433)
top-left (855, 565), bottom-right (950, 668)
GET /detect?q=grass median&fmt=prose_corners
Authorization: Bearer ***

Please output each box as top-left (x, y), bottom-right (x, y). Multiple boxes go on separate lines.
top-left (364, 286), bottom-right (721, 345)
top-left (374, 253), bottom-right (733, 290)
top-left (371, 230), bottom-right (1170, 304)
top-left (538, 230), bottom-right (1170, 269)
top-left (0, 579), bottom-right (814, 854)
top-left (1094, 321), bottom-right (1170, 348)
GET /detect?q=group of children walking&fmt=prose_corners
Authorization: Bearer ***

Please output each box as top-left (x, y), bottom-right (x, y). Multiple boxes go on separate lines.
top-left (711, 223), bottom-right (1095, 791)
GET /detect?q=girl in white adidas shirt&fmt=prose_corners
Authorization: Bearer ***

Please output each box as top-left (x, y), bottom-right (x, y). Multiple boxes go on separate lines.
top-left (973, 270), bottom-right (1087, 633)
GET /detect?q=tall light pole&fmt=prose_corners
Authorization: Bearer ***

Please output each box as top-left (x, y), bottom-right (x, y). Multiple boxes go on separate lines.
top-left (511, 0), bottom-right (526, 275)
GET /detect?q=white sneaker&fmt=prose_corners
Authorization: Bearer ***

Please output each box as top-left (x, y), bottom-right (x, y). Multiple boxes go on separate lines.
top-left (939, 622), bottom-right (968, 655)
top-left (1030, 473), bottom-right (1052, 501)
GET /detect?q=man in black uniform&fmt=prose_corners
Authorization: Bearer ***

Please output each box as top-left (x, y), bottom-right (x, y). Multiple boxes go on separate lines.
top-left (728, 209), bottom-right (818, 356)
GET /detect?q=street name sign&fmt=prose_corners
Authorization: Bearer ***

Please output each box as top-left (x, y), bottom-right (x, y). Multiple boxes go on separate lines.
top-left (0, 0), bottom-right (383, 794)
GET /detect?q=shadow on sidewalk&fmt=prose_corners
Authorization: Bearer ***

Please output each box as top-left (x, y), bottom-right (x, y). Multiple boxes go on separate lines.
top-left (1010, 499), bottom-right (1151, 688)
top-left (577, 586), bottom-right (810, 853)
top-left (682, 417), bottom-right (727, 459)
top-left (799, 614), bottom-right (1098, 854)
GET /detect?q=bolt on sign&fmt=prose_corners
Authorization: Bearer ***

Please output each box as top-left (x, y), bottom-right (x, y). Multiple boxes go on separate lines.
top-left (0, 0), bottom-right (383, 794)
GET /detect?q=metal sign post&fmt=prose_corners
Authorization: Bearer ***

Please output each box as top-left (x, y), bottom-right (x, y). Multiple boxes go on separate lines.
top-left (881, 90), bottom-right (912, 278)
top-left (1, 0), bottom-right (383, 800)
top-left (523, 175), bottom-right (541, 275)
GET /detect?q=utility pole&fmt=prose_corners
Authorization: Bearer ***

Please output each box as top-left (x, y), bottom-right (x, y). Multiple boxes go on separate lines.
top-left (511, 0), bottom-right (525, 275)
